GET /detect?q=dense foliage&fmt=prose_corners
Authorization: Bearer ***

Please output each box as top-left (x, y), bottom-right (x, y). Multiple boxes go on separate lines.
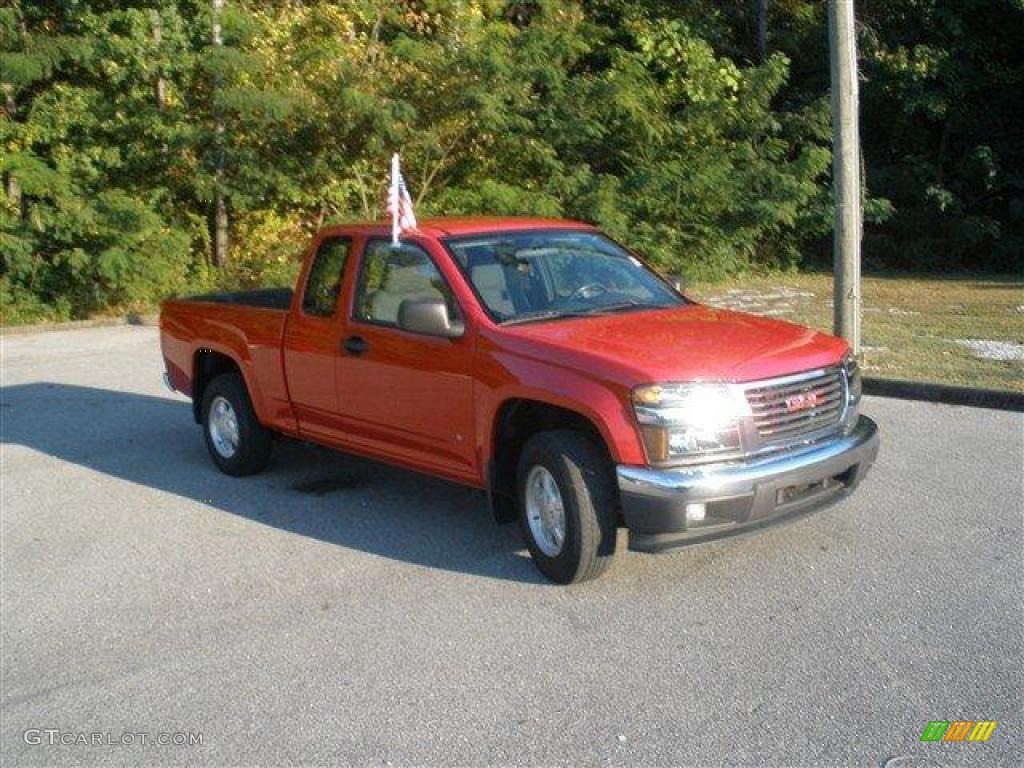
top-left (2, 1), bottom-right (1021, 322)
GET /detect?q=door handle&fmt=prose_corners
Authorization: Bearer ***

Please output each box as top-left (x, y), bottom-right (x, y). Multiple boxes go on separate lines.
top-left (342, 335), bottom-right (369, 356)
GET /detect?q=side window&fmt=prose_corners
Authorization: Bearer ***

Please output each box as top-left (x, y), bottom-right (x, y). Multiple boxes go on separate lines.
top-left (302, 238), bottom-right (351, 317)
top-left (353, 240), bottom-right (461, 326)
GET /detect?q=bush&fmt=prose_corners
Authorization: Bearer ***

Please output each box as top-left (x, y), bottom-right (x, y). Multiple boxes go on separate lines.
top-left (213, 210), bottom-right (309, 292)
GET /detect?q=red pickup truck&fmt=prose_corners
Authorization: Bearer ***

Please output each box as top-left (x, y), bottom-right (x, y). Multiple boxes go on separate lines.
top-left (161, 218), bottom-right (878, 583)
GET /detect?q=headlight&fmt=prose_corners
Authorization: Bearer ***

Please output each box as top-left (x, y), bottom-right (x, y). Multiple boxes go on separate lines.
top-left (631, 383), bottom-right (750, 464)
top-left (843, 353), bottom-right (862, 406)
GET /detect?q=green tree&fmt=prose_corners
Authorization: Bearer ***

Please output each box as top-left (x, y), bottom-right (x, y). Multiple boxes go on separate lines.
top-left (857, 0), bottom-right (1024, 270)
top-left (3, 1), bottom-right (1019, 323)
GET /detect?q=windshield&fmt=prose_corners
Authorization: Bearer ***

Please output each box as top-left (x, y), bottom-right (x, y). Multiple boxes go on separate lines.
top-left (445, 230), bottom-right (685, 324)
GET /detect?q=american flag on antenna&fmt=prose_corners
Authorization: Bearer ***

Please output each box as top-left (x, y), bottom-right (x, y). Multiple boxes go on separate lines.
top-left (388, 153), bottom-right (417, 246)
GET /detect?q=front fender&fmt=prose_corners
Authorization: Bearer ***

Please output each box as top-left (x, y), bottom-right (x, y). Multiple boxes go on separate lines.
top-left (475, 349), bottom-right (647, 467)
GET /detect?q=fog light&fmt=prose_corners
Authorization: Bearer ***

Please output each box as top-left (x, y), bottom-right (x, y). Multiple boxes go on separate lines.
top-left (685, 502), bottom-right (706, 522)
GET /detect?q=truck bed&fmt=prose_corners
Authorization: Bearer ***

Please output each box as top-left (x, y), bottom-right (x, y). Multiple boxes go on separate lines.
top-left (160, 292), bottom-right (294, 430)
top-left (183, 287), bottom-right (294, 310)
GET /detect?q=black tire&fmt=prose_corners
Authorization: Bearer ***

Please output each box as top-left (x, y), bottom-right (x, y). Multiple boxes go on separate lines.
top-left (516, 430), bottom-right (618, 584)
top-left (201, 372), bottom-right (273, 476)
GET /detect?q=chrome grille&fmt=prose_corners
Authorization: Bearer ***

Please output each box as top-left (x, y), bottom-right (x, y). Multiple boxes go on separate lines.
top-left (744, 367), bottom-right (845, 445)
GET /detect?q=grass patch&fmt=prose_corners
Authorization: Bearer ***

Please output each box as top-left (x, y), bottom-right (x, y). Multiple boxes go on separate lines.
top-left (688, 272), bottom-right (1024, 393)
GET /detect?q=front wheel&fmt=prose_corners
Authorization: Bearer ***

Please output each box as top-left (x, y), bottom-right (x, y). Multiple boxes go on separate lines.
top-left (201, 373), bottom-right (273, 476)
top-left (517, 430), bottom-right (618, 584)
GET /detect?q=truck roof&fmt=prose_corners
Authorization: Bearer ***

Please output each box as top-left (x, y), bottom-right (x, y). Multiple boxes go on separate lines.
top-left (319, 217), bottom-right (597, 239)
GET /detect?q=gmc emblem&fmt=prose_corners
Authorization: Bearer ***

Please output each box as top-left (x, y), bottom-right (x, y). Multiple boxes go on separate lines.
top-left (785, 392), bottom-right (820, 412)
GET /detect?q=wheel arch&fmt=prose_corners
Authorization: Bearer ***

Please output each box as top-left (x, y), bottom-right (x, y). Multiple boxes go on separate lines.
top-left (486, 397), bottom-right (616, 524)
top-left (191, 347), bottom-right (243, 423)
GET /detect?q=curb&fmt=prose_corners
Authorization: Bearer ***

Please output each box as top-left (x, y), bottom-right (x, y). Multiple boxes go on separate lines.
top-left (864, 377), bottom-right (1024, 413)
top-left (0, 314), bottom-right (159, 336)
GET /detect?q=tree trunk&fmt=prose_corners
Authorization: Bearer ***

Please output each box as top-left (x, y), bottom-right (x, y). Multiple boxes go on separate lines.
top-left (936, 120), bottom-right (952, 185)
top-left (756, 0), bottom-right (769, 63)
top-left (151, 10), bottom-right (166, 111)
top-left (214, 195), bottom-right (228, 269)
top-left (211, 0), bottom-right (227, 267)
top-left (4, 5), bottom-right (25, 214)
top-left (4, 171), bottom-right (21, 211)
top-left (3, 86), bottom-right (21, 213)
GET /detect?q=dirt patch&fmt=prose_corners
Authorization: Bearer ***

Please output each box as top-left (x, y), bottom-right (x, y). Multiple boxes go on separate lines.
top-left (954, 339), bottom-right (1024, 361)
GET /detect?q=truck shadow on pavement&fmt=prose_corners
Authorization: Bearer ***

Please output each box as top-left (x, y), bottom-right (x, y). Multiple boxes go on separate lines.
top-left (2, 382), bottom-right (546, 584)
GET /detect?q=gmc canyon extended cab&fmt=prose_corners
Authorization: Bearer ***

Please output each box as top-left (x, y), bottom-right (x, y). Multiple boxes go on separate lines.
top-left (161, 218), bottom-right (879, 583)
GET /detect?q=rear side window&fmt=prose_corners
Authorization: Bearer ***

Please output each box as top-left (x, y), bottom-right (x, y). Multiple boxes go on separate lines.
top-left (302, 237), bottom-right (351, 317)
top-left (352, 240), bottom-right (461, 326)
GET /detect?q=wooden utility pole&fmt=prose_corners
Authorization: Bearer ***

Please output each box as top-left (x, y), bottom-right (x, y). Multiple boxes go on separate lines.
top-left (211, 0), bottom-right (228, 267)
top-left (828, 0), bottom-right (861, 353)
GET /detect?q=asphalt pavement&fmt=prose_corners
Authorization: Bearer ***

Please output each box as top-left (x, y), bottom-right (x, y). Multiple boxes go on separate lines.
top-left (2, 326), bottom-right (1022, 767)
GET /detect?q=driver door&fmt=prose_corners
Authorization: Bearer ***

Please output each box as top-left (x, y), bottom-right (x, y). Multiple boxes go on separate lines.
top-left (334, 238), bottom-right (477, 482)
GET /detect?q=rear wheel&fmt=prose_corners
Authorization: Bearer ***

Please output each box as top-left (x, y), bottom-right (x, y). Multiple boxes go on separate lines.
top-left (201, 373), bottom-right (272, 476)
top-left (517, 430), bottom-right (618, 584)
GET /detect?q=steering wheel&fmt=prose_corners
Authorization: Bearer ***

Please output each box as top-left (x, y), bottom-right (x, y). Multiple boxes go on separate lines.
top-left (569, 283), bottom-right (608, 301)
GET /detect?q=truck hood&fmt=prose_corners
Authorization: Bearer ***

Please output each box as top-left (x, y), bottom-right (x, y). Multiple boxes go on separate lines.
top-left (500, 304), bottom-right (849, 385)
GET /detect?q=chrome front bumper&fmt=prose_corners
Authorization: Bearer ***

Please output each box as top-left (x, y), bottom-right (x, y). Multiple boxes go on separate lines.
top-left (617, 415), bottom-right (879, 552)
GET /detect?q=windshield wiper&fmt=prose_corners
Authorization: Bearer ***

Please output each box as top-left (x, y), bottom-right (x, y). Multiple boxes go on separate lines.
top-left (501, 309), bottom-right (599, 326)
top-left (586, 299), bottom-right (676, 313)
top-left (500, 300), bottom-right (674, 326)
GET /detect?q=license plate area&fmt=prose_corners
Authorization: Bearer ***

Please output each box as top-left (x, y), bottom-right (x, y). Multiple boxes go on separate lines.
top-left (777, 479), bottom-right (829, 506)
top-left (775, 466), bottom-right (855, 508)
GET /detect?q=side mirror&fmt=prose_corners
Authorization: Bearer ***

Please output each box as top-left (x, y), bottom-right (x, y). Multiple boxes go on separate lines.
top-left (398, 297), bottom-right (465, 338)
top-left (672, 278), bottom-right (685, 294)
